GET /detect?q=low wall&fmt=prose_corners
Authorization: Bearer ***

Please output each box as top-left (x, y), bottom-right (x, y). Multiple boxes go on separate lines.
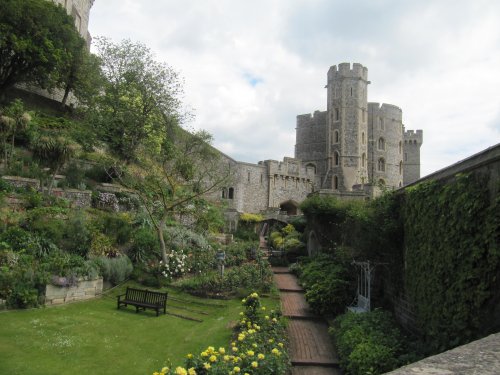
top-left (386, 333), bottom-right (500, 374)
top-left (45, 277), bottom-right (103, 305)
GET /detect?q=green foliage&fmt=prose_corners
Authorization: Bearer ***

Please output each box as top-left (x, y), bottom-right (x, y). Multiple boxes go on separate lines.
top-left (403, 174), bottom-right (499, 350)
top-left (332, 310), bottom-right (408, 375)
top-left (25, 206), bottom-right (68, 246)
top-left (93, 255), bottom-right (133, 285)
top-left (63, 210), bottom-right (92, 257)
top-left (298, 254), bottom-right (354, 316)
top-left (94, 211), bottom-right (133, 245)
top-left (239, 212), bottom-right (264, 223)
top-left (128, 227), bottom-right (160, 263)
top-left (89, 232), bottom-right (116, 258)
top-left (63, 161), bottom-right (87, 189)
top-left (0, 0), bottom-right (85, 94)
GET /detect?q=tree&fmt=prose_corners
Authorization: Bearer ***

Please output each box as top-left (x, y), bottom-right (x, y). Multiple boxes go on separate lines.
top-left (0, 99), bottom-right (31, 167)
top-left (0, 0), bottom-right (85, 98)
top-left (31, 134), bottom-right (78, 194)
top-left (115, 123), bottom-right (232, 264)
top-left (89, 38), bottom-right (185, 162)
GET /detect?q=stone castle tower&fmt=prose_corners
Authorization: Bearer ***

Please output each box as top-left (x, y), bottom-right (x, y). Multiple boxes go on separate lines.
top-left (296, 63), bottom-right (422, 197)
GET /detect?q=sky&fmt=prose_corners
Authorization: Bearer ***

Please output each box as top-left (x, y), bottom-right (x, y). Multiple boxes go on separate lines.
top-left (88, 0), bottom-right (500, 177)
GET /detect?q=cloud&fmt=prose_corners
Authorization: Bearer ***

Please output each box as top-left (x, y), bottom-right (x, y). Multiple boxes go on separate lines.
top-left (89, 0), bottom-right (500, 177)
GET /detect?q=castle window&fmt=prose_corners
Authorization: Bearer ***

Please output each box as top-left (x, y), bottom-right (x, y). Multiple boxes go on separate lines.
top-left (362, 153), bottom-right (366, 167)
top-left (247, 171), bottom-right (251, 182)
top-left (379, 118), bottom-right (384, 130)
top-left (221, 188), bottom-right (226, 199)
top-left (334, 151), bottom-right (340, 166)
top-left (378, 158), bottom-right (385, 172)
top-left (362, 109), bottom-right (365, 122)
top-left (335, 108), bottom-right (339, 121)
top-left (350, 87), bottom-right (353, 96)
top-left (399, 161), bottom-right (403, 175)
top-left (362, 132), bottom-right (365, 145)
top-left (333, 175), bottom-right (339, 190)
top-left (399, 141), bottom-right (402, 154)
top-left (260, 174), bottom-right (263, 184)
top-left (228, 187), bottom-right (234, 199)
top-left (378, 137), bottom-right (385, 150)
top-left (334, 130), bottom-right (339, 143)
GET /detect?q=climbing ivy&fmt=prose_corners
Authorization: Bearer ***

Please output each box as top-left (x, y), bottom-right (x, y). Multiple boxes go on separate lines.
top-left (403, 173), bottom-right (499, 351)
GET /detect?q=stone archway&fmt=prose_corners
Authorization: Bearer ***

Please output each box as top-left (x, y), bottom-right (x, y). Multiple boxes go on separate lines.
top-left (307, 230), bottom-right (321, 256)
top-left (279, 200), bottom-right (299, 216)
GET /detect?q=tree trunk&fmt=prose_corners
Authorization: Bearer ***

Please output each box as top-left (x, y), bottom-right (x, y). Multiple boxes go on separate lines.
top-left (47, 165), bottom-right (60, 195)
top-left (61, 84), bottom-right (71, 109)
top-left (157, 217), bottom-right (168, 264)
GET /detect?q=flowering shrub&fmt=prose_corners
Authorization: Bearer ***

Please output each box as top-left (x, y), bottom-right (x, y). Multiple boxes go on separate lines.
top-left (94, 192), bottom-right (119, 212)
top-left (159, 250), bottom-right (188, 281)
top-left (154, 292), bottom-right (290, 375)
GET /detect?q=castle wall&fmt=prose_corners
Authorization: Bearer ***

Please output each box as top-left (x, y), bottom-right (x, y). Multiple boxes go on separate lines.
top-left (403, 129), bottom-right (423, 184)
top-left (52, 0), bottom-right (94, 43)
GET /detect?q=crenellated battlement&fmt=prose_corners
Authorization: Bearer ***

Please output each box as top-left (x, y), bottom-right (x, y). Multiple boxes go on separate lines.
top-left (328, 62), bottom-right (368, 82)
top-left (296, 110), bottom-right (327, 128)
top-left (404, 129), bottom-right (423, 144)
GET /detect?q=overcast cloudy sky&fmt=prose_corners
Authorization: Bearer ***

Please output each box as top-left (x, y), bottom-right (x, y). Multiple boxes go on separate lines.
top-left (89, 0), bottom-right (500, 177)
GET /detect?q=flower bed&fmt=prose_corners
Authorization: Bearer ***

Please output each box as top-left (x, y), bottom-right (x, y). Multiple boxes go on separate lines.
top-left (153, 292), bottom-right (290, 374)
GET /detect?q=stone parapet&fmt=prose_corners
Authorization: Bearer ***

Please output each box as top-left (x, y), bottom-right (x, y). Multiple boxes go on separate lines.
top-left (45, 277), bottom-right (103, 305)
top-left (386, 333), bottom-right (500, 374)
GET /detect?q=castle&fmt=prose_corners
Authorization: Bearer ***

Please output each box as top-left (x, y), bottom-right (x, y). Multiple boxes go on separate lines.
top-left (220, 63), bottom-right (423, 216)
top-left (37, 3), bottom-right (424, 217)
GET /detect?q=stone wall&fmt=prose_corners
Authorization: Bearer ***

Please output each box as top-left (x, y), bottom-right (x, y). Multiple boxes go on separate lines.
top-left (403, 129), bottom-right (423, 185)
top-left (386, 333), bottom-right (500, 375)
top-left (45, 277), bottom-right (103, 305)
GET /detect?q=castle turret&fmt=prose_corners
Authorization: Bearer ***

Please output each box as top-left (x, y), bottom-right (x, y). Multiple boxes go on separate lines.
top-left (403, 129), bottom-right (423, 184)
top-left (325, 63), bottom-right (369, 191)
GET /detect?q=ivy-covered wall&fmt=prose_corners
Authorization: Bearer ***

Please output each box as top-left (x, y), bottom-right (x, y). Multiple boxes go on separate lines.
top-left (301, 147), bottom-right (499, 353)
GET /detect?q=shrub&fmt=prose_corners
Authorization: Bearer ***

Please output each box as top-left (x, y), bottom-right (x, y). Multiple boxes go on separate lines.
top-left (298, 254), bottom-right (354, 316)
top-left (89, 233), bottom-right (117, 258)
top-left (63, 210), bottom-right (92, 257)
top-left (93, 255), bottom-right (133, 285)
top-left (64, 161), bottom-right (86, 189)
top-left (331, 310), bottom-right (407, 375)
top-left (0, 227), bottom-right (33, 251)
top-left (128, 227), bottom-right (159, 263)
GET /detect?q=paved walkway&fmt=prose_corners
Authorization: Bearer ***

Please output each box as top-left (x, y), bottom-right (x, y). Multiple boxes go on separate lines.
top-left (272, 267), bottom-right (341, 375)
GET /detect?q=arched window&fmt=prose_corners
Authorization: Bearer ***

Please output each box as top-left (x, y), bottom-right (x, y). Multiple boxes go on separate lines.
top-left (399, 161), bottom-right (403, 175)
top-left (399, 141), bottom-right (402, 154)
top-left (362, 153), bottom-right (366, 167)
top-left (379, 118), bottom-right (384, 130)
top-left (334, 130), bottom-right (339, 143)
top-left (334, 151), bottom-right (340, 166)
top-left (221, 189), bottom-right (226, 199)
top-left (306, 163), bottom-right (316, 174)
top-left (333, 175), bottom-right (339, 190)
top-left (335, 108), bottom-right (340, 121)
top-left (378, 178), bottom-right (385, 186)
top-left (378, 137), bottom-right (385, 150)
top-left (378, 158), bottom-right (385, 172)
top-left (228, 187), bottom-right (234, 199)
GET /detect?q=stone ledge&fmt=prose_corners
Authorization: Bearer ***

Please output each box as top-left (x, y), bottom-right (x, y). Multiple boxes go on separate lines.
top-left (385, 333), bottom-right (500, 374)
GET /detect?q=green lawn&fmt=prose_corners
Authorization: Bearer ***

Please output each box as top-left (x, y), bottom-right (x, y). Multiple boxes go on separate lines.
top-left (0, 283), bottom-right (280, 375)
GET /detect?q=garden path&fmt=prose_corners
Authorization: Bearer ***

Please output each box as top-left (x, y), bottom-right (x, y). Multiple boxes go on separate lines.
top-left (272, 267), bottom-right (341, 375)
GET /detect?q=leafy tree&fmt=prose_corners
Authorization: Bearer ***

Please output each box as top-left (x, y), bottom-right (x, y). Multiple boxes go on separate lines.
top-left (0, 0), bottom-right (85, 98)
top-left (88, 38), bottom-right (185, 162)
top-left (115, 123), bottom-right (231, 264)
top-left (31, 134), bottom-right (78, 194)
top-left (0, 99), bottom-right (31, 167)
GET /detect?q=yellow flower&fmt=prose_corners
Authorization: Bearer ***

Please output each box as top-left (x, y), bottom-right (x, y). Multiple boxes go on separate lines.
top-left (241, 298), bottom-right (246, 303)
top-left (186, 353), bottom-right (193, 359)
top-left (261, 306), bottom-right (266, 311)
top-left (246, 350), bottom-right (254, 356)
top-left (203, 363), bottom-right (211, 370)
top-left (251, 292), bottom-right (258, 298)
top-left (233, 356), bottom-right (241, 363)
top-left (219, 347), bottom-right (225, 354)
top-left (231, 341), bottom-right (236, 347)
top-left (265, 315), bottom-right (270, 320)
top-left (233, 367), bottom-right (241, 373)
top-left (272, 318), bottom-right (278, 323)
top-left (161, 368), bottom-right (169, 373)
top-left (153, 372), bottom-right (160, 375)
top-left (175, 367), bottom-right (187, 375)
top-left (239, 312), bottom-right (244, 316)
top-left (278, 342), bottom-right (284, 348)
top-left (201, 351), bottom-right (208, 357)
top-left (232, 346), bottom-right (238, 352)
top-left (272, 348), bottom-right (280, 355)
top-left (224, 355), bottom-right (230, 361)
top-left (188, 368), bottom-right (196, 375)
top-left (252, 343), bottom-right (257, 348)
top-left (258, 353), bottom-right (265, 360)
top-left (251, 361), bottom-right (258, 368)
top-left (268, 339), bottom-right (274, 343)
top-left (209, 355), bottom-right (217, 363)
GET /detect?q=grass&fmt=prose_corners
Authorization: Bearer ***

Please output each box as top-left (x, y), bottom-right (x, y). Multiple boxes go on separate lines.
top-left (0, 282), bottom-right (280, 375)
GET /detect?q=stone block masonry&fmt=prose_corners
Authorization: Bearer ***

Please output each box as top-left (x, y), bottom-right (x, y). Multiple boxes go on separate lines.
top-left (45, 277), bottom-right (103, 305)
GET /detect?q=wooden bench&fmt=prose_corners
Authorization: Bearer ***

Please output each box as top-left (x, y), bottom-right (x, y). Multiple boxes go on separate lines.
top-left (117, 287), bottom-right (168, 317)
